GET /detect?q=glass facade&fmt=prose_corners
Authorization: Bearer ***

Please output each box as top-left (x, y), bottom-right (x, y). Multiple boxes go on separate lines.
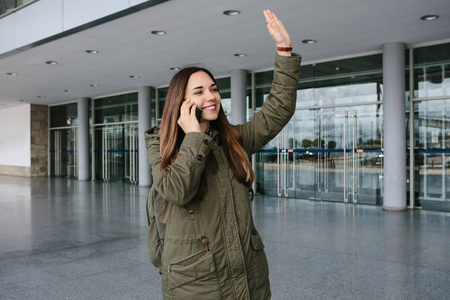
top-left (411, 43), bottom-right (450, 211)
top-left (46, 42), bottom-right (450, 211)
top-left (255, 54), bottom-right (384, 205)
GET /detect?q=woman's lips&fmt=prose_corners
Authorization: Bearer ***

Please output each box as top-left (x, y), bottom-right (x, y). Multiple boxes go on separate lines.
top-left (203, 105), bottom-right (216, 111)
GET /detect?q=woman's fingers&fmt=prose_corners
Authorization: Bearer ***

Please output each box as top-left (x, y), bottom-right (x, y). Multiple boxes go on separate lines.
top-left (180, 99), bottom-right (193, 118)
top-left (263, 9), bottom-right (290, 47)
top-left (178, 99), bottom-right (201, 133)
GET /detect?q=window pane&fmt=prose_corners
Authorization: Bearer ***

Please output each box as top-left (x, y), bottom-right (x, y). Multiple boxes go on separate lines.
top-left (216, 77), bottom-right (231, 120)
top-left (157, 88), bottom-right (168, 122)
top-left (95, 92), bottom-right (138, 124)
top-left (300, 54), bottom-right (383, 107)
top-left (50, 103), bottom-right (78, 128)
top-left (1, 0), bottom-right (35, 15)
top-left (414, 43), bottom-right (450, 98)
top-left (254, 54), bottom-right (383, 111)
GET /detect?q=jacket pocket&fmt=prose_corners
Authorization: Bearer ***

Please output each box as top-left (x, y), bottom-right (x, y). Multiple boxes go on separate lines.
top-left (249, 230), bottom-right (269, 292)
top-left (250, 230), bottom-right (265, 251)
top-left (166, 250), bottom-right (221, 299)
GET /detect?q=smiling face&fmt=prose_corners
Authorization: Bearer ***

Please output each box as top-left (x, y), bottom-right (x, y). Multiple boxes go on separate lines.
top-left (184, 71), bottom-right (221, 126)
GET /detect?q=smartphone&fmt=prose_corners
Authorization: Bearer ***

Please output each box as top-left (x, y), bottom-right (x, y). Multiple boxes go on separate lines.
top-left (195, 107), bottom-right (203, 122)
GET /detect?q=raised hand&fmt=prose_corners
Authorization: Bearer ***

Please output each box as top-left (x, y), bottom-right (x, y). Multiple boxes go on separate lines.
top-left (263, 10), bottom-right (291, 56)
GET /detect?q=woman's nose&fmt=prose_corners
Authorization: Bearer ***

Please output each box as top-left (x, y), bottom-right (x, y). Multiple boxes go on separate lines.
top-left (204, 90), bottom-right (216, 101)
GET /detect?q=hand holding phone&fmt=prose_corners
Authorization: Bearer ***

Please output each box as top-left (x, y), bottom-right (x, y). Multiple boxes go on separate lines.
top-left (177, 99), bottom-right (202, 133)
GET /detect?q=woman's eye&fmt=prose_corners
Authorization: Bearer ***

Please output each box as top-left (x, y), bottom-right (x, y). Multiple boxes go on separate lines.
top-left (194, 91), bottom-right (202, 95)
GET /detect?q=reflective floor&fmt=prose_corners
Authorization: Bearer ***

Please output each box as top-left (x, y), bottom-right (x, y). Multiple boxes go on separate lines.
top-left (1, 175), bottom-right (449, 299)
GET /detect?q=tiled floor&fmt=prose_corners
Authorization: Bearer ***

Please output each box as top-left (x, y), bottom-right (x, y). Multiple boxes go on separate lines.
top-left (1, 175), bottom-right (449, 299)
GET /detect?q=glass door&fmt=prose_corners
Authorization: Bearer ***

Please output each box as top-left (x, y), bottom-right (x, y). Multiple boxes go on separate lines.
top-left (50, 129), bottom-right (78, 178)
top-left (258, 105), bottom-right (383, 205)
top-left (94, 124), bottom-right (138, 183)
top-left (414, 99), bottom-right (450, 210)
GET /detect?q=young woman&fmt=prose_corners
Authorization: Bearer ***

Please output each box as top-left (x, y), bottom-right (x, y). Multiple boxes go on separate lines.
top-left (145, 10), bottom-right (302, 300)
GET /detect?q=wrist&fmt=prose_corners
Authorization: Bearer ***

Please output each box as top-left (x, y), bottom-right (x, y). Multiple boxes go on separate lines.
top-left (277, 51), bottom-right (291, 57)
top-left (277, 45), bottom-right (292, 56)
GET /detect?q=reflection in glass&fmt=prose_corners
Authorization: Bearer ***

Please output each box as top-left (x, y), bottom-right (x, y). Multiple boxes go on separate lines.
top-left (256, 105), bottom-right (383, 205)
top-left (255, 54), bottom-right (383, 109)
top-left (254, 53), bottom-right (384, 204)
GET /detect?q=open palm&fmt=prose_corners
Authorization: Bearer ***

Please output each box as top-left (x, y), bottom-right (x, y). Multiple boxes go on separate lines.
top-left (263, 10), bottom-right (291, 48)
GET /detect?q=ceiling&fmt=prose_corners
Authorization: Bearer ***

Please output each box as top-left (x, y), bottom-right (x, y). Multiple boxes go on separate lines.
top-left (0, 0), bottom-right (449, 109)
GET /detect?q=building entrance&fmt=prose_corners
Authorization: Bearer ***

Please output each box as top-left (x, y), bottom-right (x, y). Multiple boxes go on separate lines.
top-left (94, 124), bottom-right (138, 183)
top-left (256, 104), bottom-right (383, 204)
top-left (49, 128), bottom-right (78, 178)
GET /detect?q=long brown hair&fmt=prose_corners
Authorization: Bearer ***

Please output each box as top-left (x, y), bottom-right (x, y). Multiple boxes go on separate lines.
top-left (159, 67), bottom-right (254, 201)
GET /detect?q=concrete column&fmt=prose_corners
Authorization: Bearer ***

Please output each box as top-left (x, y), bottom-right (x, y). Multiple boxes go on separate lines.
top-left (231, 69), bottom-right (247, 125)
top-left (77, 98), bottom-right (90, 181)
top-left (138, 86), bottom-right (152, 187)
top-left (382, 42), bottom-right (407, 211)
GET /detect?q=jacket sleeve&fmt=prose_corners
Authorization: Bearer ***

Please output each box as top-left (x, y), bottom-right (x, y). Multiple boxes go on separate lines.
top-left (145, 128), bottom-right (213, 207)
top-left (235, 53), bottom-right (302, 156)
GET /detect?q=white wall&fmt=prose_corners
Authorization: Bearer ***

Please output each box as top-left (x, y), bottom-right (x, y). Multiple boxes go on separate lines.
top-left (0, 105), bottom-right (31, 167)
top-left (0, 0), bottom-right (151, 55)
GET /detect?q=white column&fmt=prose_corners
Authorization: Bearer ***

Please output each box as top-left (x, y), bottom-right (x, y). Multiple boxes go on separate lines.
top-left (382, 42), bottom-right (407, 211)
top-left (231, 69), bottom-right (247, 125)
top-left (138, 86), bottom-right (152, 187)
top-left (77, 98), bottom-right (90, 181)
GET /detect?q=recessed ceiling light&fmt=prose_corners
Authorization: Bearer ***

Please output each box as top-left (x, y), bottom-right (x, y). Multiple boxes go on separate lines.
top-left (6, 72), bottom-right (17, 76)
top-left (129, 75), bottom-right (139, 79)
top-left (46, 61), bottom-right (58, 65)
top-left (90, 84), bottom-right (99, 87)
top-left (170, 67), bottom-right (180, 71)
top-left (302, 39), bottom-right (317, 44)
top-left (64, 89), bottom-right (72, 93)
top-left (335, 67), bottom-right (340, 71)
top-left (420, 15), bottom-right (439, 21)
top-left (86, 50), bottom-right (99, 54)
top-left (223, 10), bottom-right (240, 16)
top-left (151, 30), bottom-right (166, 35)
top-left (234, 53), bottom-right (247, 57)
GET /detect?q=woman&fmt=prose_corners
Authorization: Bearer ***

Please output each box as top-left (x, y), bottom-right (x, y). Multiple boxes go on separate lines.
top-left (145, 10), bottom-right (302, 300)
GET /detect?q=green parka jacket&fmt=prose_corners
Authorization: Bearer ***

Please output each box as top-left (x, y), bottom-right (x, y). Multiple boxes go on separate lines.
top-left (145, 53), bottom-right (302, 300)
